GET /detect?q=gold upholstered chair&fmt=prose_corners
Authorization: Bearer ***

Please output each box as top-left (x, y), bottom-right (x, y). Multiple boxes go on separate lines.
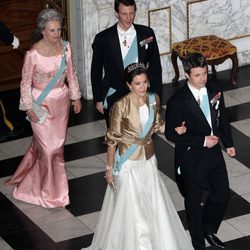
top-left (171, 35), bottom-right (238, 85)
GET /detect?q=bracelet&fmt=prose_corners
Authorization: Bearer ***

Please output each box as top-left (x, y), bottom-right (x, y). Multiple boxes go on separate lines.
top-left (105, 165), bottom-right (113, 171)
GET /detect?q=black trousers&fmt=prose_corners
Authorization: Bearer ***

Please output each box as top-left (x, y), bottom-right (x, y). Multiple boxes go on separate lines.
top-left (181, 146), bottom-right (230, 250)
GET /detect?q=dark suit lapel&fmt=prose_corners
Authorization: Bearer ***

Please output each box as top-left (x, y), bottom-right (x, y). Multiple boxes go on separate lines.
top-left (134, 24), bottom-right (146, 62)
top-left (109, 24), bottom-right (147, 71)
top-left (207, 90), bottom-right (217, 128)
top-left (108, 24), bottom-right (124, 72)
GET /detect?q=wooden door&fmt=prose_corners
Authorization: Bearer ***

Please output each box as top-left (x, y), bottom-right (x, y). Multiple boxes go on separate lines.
top-left (0, 0), bottom-right (43, 91)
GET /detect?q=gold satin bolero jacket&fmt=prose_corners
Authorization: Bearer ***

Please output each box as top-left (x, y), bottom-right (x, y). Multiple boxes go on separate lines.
top-left (105, 93), bottom-right (164, 160)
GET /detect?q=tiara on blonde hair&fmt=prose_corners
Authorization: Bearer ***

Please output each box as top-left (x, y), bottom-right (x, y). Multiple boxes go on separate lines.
top-left (127, 62), bottom-right (146, 73)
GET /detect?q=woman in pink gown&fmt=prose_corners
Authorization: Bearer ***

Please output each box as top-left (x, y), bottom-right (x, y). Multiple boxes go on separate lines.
top-left (6, 9), bottom-right (82, 208)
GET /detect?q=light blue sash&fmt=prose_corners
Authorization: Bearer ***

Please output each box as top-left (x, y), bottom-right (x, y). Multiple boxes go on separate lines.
top-left (200, 93), bottom-right (211, 124)
top-left (113, 93), bottom-right (155, 175)
top-left (123, 36), bottom-right (138, 69)
top-left (35, 41), bottom-right (68, 105)
top-left (103, 87), bottom-right (116, 109)
top-left (103, 36), bottom-right (138, 109)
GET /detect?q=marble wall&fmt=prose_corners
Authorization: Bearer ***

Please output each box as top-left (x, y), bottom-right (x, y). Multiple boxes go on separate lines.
top-left (69, 0), bottom-right (250, 100)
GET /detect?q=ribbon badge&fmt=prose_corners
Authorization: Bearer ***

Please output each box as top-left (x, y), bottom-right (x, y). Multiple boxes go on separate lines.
top-left (210, 92), bottom-right (221, 110)
top-left (140, 36), bottom-right (154, 48)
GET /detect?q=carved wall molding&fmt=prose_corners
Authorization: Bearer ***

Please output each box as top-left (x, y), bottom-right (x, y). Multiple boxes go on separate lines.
top-left (148, 6), bottom-right (172, 55)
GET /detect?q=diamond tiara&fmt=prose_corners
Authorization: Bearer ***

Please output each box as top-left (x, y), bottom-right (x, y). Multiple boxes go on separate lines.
top-left (127, 62), bottom-right (146, 73)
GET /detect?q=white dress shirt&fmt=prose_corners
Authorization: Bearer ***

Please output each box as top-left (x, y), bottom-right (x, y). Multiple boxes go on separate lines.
top-left (117, 24), bottom-right (137, 62)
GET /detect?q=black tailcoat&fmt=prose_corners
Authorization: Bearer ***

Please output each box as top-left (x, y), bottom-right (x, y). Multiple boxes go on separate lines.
top-left (91, 23), bottom-right (162, 124)
top-left (165, 83), bottom-right (233, 249)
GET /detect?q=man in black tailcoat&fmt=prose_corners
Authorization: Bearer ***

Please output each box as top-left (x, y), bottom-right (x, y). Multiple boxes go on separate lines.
top-left (165, 53), bottom-right (236, 250)
top-left (91, 0), bottom-right (162, 126)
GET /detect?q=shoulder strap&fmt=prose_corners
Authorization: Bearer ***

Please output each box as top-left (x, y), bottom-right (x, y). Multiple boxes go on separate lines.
top-left (35, 41), bottom-right (68, 105)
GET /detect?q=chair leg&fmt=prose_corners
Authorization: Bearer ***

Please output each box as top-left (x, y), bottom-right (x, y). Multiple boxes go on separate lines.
top-left (211, 65), bottom-right (217, 79)
top-left (171, 49), bottom-right (180, 84)
top-left (230, 52), bottom-right (238, 85)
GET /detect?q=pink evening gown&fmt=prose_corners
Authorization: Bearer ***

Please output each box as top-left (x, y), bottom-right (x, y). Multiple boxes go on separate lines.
top-left (5, 41), bottom-right (81, 208)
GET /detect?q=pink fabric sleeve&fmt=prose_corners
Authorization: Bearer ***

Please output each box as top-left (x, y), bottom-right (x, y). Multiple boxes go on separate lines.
top-left (19, 51), bottom-right (35, 111)
top-left (66, 43), bottom-right (81, 100)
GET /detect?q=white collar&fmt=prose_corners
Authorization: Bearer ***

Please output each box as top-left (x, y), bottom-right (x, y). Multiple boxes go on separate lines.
top-left (199, 86), bottom-right (207, 95)
top-left (188, 83), bottom-right (207, 97)
top-left (117, 24), bottom-right (135, 36)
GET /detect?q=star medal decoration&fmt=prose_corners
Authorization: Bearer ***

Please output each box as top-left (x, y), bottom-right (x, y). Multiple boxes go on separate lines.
top-left (123, 36), bottom-right (128, 47)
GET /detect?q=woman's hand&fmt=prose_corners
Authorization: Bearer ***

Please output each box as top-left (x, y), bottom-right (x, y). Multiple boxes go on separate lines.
top-left (73, 99), bottom-right (82, 114)
top-left (175, 121), bottom-right (186, 135)
top-left (26, 110), bottom-right (39, 123)
top-left (105, 169), bottom-right (113, 185)
top-left (105, 168), bottom-right (117, 191)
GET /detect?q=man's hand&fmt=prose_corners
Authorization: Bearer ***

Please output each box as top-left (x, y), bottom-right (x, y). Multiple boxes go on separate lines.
top-left (96, 101), bottom-right (104, 114)
top-left (205, 135), bottom-right (219, 148)
top-left (226, 147), bottom-right (236, 157)
top-left (175, 121), bottom-right (186, 135)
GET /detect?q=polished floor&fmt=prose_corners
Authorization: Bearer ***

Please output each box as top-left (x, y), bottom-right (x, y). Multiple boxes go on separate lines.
top-left (0, 66), bottom-right (250, 250)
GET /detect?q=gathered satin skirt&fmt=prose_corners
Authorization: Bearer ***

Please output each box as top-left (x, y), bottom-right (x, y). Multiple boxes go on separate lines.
top-left (6, 84), bottom-right (70, 208)
top-left (82, 155), bottom-right (194, 250)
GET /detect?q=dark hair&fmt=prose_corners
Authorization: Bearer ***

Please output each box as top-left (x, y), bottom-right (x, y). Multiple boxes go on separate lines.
top-left (182, 52), bottom-right (207, 75)
top-left (114, 0), bottom-right (136, 13)
top-left (124, 62), bottom-right (147, 85)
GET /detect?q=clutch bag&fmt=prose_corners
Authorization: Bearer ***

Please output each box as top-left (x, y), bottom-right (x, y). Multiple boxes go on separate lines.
top-left (110, 175), bottom-right (118, 192)
top-left (26, 101), bottom-right (48, 124)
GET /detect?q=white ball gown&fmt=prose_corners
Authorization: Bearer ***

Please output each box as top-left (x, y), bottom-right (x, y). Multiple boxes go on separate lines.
top-left (82, 155), bottom-right (193, 250)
